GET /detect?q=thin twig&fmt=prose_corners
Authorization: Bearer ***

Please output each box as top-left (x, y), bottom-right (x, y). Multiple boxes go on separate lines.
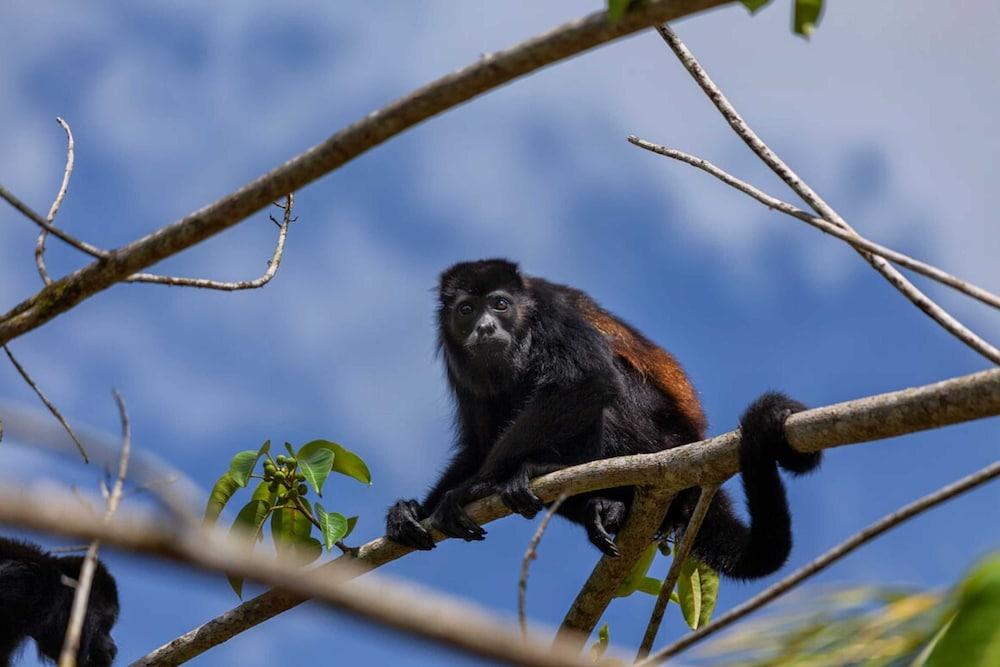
top-left (655, 25), bottom-right (1000, 365)
top-left (0, 184), bottom-right (106, 260)
top-left (636, 485), bottom-right (718, 660)
top-left (126, 195), bottom-right (294, 290)
top-left (640, 459), bottom-right (1000, 665)
top-left (519, 492), bottom-right (570, 639)
top-left (0, 0), bottom-right (731, 345)
top-left (628, 137), bottom-right (1000, 311)
top-left (58, 390), bottom-right (130, 667)
top-left (136, 366), bottom-right (1000, 664)
top-left (3, 344), bottom-right (88, 462)
top-left (36, 117), bottom-right (77, 285)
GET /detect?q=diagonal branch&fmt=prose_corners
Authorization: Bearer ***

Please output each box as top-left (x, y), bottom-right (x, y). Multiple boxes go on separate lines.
top-left (639, 459), bottom-right (1000, 664)
top-left (3, 343), bottom-right (88, 462)
top-left (628, 138), bottom-right (1000, 311)
top-left (0, 0), bottom-right (733, 345)
top-left (133, 367), bottom-right (1000, 664)
top-left (0, 183), bottom-right (107, 261)
top-left (654, 25), bottom-right (1000, 365)
top-left (36, 117), bottom-right (77, 286)
top-left (126, 195), bottom-right (294, 291)
top-left (636, 485), bottom-right (718, 660)
top-left (519, 492), bottom-right (570, 639)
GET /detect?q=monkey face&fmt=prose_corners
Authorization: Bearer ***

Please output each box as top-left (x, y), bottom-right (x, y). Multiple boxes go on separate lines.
top-left (449, 291), bottom-right (518, 357)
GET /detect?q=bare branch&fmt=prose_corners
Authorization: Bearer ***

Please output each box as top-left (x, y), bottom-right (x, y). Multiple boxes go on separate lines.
top-left (0, 0), bottom-right (733, 345)
top-left (135, 366), bottom-right (1000, 664)
top-left (58, 390), bottom-right (131, 667)
top-left (519, 492), bottom-right (570, 639)
top-left (0, 184), bottom-right (107, 261)
top-left (636, 485), bottom-right (718, 660)
top-left (654, 25), bottom-right (1000, 365)
top-left (126, 195), bottom-right (294, 291)
top-left (628, 137), bottom-right (1000, 311)
top-left (3, 344), bottom-right (88, 462)
top-left (639, 459), bottom-right (1000, 665)
top-left (35, 118), bottom-right (77, 285)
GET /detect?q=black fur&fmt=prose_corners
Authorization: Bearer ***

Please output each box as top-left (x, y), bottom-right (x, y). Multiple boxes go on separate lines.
top-left (0, 537), bottom-right (118, 667)
top-left (386, 259), bottom-right (822, 580)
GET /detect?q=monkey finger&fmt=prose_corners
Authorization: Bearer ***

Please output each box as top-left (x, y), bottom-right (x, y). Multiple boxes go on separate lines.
top-left (456, 510), bottom-right (487, 540)
top-left (586, 505), bottom-right (620, 557)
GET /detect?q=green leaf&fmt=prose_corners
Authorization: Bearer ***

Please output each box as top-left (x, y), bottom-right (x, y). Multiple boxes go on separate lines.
top-left (590, 622), bottom-right (610, 661)
top-left (696, 560), bottom-right (720, 627)
top-left (284, 441), bottom-right (296, 457)
top-left (675, 556), bottom-right (720, 630)
top-left (296, 442), bottom-right (335, 496)
top-left (204, 474), bottom-right (240, 526)
top-left (607, 0), bottom-right (629, 24)
top-left (344, 515), bottom-right (359, 540)
top-left (615, 543), bottom-right (659, 598)
top-left (638, 576), bottom-right (663, 596)
top-left (297, 439), bottom-right (372, 486)
top-left (741, 0), bottom-right (772, 12)
top-left (289, 536), bottom-right (323, 565)
top-left (926, 554), bottom-right (1000, 667)
top-left (226, 497), bottom-right (272, 597)
top-left (271, 505), bottom-right (312, 556)
top-left (793, 0), bottom-right (824, 37)
top-left (314, 502), bottom-right (349, 551)
top-left (227, 440), bottom-right (270, 488)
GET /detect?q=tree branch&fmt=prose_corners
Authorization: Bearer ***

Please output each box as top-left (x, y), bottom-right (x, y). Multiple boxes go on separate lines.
top-left (36, 117), bottom-right (77, 286)
top-left (58, 390), bottom-right (131, 667)
top-left (557, 487), bottom-right (674, 648)
top-left (627, 137), bottom-right (1000, 311)
top-left (654, 25), bottom-right (1000, 364)
top-left (519, 492), bottom-right (569, 639)
top-left (133, 367), bottom-right (1000, 664)
top-left (126, 196), bottom-right (294, 291)
top-left (0, 0), bottom-right (733, 345)
top-left (0, 183), bottom-right (107, 261)
top-left (639, 459), bottom-right (1000, 664)
top-left (636, 485), bottom-right (718, 660)
top-left (3, 343), bottom-right (88, 462)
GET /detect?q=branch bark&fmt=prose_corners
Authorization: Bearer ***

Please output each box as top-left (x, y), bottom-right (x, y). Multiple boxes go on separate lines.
top-left (135, 368), bottom-right (1000, 664)
top-left (0, 0), bottom-right (732, 345)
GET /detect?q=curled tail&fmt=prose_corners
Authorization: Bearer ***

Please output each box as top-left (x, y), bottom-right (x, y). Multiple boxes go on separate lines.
top-left (680, 392), bottom-right (821, 580)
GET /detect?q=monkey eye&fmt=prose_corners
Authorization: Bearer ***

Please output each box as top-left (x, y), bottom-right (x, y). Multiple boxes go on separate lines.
top-left (492, 296), bottom-right (510, 311)
top-left (457, 303), bottom-right (474, 316)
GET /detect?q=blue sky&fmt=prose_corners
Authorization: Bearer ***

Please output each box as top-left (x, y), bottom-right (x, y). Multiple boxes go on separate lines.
top-left (1, 1), bottom-right (998, 665)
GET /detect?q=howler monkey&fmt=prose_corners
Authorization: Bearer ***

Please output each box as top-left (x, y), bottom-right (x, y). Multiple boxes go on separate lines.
top-left (0, 537), bottom-right (119, 667)
top-left (386, 259), bottom-right (822, 580)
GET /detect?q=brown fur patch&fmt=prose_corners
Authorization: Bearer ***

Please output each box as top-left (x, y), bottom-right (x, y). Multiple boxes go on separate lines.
top-left (581, 301), bottom-right (707, 437)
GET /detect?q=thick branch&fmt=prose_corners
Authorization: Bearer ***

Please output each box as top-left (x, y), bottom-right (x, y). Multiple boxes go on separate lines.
top-left (655, 25), bottom-right (1000, 364)
top-left (136, 367), bottom-right (1000, 664)
top-left (0, 0), bottom-right (731, 344)
top-left (557, 487), bottom-right (674, 649)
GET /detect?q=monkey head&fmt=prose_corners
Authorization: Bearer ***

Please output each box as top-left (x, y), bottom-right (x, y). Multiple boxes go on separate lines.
top-left (438, 259), bottom-right (534, 394)
top-left (50, 556), bottom-right (120, 667)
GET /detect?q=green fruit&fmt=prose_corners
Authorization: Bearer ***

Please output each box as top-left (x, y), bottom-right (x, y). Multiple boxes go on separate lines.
top-left (297, 484), bottom-right (308, 495)
top-left (286, 457), bottom-right (297, 467)
top-left (276, 455), bottom-right (287, 465)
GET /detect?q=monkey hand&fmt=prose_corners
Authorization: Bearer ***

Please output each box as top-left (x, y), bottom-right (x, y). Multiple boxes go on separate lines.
top-left (739, 392), bottom-right (822, 476)
top-left (496, 466), bottom-right (544, 519)
top-left (584, 497), bottom-right (626, 557)
top-left (428, 487), bottom-right (487, 542)
top-left (386, 499), bottom-right (436, 551)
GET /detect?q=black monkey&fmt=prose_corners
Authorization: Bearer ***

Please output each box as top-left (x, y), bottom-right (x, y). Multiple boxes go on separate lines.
top-left (386, 259), bottom-right (822, 580)
top-left (0, 537), bottom-right (119, 667)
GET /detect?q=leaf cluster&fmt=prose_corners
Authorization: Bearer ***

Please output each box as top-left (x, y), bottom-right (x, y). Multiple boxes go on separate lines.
top-left (204, 439), bottom-right (372, 597)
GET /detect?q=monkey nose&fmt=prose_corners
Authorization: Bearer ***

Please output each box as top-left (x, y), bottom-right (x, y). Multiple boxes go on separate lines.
top-left (477, 323), bottom-right (497, 336)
